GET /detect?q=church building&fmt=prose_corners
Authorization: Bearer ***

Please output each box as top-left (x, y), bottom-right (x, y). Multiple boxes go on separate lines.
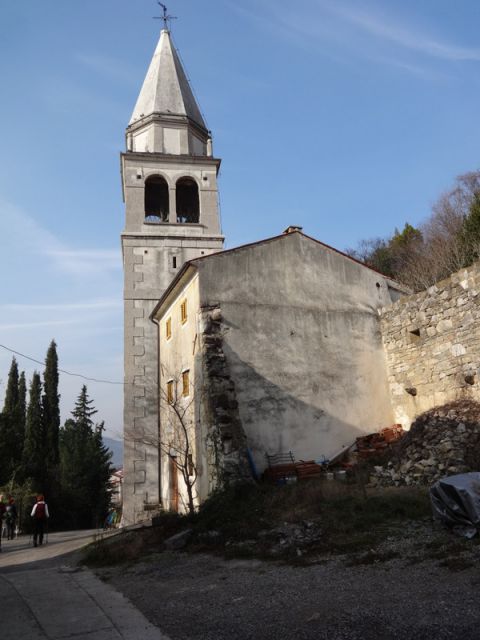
top-left (121, 25), bottom-right (409, 521)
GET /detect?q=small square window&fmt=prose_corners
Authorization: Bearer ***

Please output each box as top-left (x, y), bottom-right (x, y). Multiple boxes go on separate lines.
top-left (408, 328), bottom-right (421, 344)
top-left (166, 317), bottom-right (172, 340)
top-left (188, 453), bottom-right (194, 476)
top-left (167, 380), bottom-right (174, 404)
top-left (181, 299), bottom-right (187, 324)
top-left (182, 370), bottom-right (190, 397)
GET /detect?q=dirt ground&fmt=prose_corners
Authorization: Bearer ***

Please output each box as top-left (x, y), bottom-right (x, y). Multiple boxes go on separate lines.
top-left (96, 521), bottom-right (480, 640)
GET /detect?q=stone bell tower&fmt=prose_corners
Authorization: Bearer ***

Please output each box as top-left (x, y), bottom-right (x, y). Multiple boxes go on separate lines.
top-left (121, 27), bottom-right (224, 524)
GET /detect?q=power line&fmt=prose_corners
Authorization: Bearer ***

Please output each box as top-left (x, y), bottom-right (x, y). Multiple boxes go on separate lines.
top-left (0, 343), bottom-right (124, 386)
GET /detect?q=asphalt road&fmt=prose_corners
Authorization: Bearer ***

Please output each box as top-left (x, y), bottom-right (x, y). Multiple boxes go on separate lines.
top-left (0, 530), bottom-right (167, 640)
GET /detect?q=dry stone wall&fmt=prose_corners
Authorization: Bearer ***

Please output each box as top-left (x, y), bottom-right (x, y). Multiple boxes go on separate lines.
top-left (370, 401), bottom-right (480, 487)
top-left (381, 261), bottom-right (480, 428)
top-left (199, 306), bottom-right (252, 492)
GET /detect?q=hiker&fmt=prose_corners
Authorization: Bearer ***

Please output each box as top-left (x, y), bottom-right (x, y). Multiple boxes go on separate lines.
top-left (0, 496), bottom-right (5, 552)
top-left (31, 495), bottom-right (49, 547)
top-left (5, 497), bottom-right (18, 540)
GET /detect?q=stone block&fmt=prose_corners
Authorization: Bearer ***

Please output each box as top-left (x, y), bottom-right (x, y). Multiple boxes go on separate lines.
top-left (134, 471), bottom-right (146, 484)
top-left (134, 460), bottom-right (146, 473)
top-left (451, 344), bottom-right (466, 357)
top-left (132, 307), bottom-right (145, 318)
top-left (132, 345), bottom-right (145, 356)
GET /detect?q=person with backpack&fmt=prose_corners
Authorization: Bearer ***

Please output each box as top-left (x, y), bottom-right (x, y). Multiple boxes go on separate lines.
top-left (31, 495), bottom-right (49, 547)
top-left (5, 496), bottom-right (17, 540)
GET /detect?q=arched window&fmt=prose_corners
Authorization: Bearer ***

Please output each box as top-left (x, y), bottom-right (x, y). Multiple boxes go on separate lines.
top-left (176, 178), bottom-right (199, 223)
top-left (145, 175), bottom-right (169, 222)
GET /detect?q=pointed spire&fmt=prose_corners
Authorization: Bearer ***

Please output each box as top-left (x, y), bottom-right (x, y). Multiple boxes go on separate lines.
top-left (129, 29), bottom-right (206, 131)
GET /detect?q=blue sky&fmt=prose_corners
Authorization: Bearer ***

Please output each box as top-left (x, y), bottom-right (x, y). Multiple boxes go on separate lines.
top-left (1, 0), bottom-right (479, 438)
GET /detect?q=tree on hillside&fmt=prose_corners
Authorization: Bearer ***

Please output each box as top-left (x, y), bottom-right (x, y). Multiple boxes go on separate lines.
top-left (43, 340), bottom-right (60, 472)
top-left (346, 223), bottom-right (422, 282)
top-left (347, 169), bottom-right (480, 291)
top-left (459, 192), bottom-right (480, 267)
top-left (89, 421), bottom-right (114, 525)
top-left (18, 371), bottom-right (27, 440)
top-left (60, 386), bottom-right (112, 528)
top-left (0, 358), bottom-right (26, 484)
top-left (347, 237), bottom-right (395, 277)
top-left (22, 372), bottom-right (46, 489)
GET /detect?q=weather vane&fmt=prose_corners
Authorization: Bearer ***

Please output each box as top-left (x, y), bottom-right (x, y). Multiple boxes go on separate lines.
top-left (154, 2), bottom-right (177, 30)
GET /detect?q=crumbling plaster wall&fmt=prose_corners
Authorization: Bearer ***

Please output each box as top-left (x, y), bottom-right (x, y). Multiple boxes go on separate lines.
top-left (198, 306), bottom-right (252, 494)
top-left (381, 261), bottom-right (480, 428)
top-left (196, 232), bottom-right (398, 472)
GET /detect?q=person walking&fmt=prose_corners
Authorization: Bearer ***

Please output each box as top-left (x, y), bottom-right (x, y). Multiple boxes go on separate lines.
top-left (5, 496), bottom-right (17, 540)
top-left (31, 495), bottom-right (49, 547)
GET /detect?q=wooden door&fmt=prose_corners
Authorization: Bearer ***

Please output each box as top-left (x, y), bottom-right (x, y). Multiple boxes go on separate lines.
top-left (169, 456), bottom-right (179, 512)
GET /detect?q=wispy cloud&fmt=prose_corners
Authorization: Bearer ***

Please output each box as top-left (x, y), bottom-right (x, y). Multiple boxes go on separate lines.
top-left (0, 299), bottom-right (121, 313)
top-left (45, 250), bottom-right (121, 275)
top-left (331, 4), bottom-right (480, 62)
top-left (0, 199), bottom-right (120, 276)
top-left (0, 319), bottom-right (79, 331)
top-left (75, 52), bottom-right (139, 85)
top-left (230, 0), bottom-right (479, 77)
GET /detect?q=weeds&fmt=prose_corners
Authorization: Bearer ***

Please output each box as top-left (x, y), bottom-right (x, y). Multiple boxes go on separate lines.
top-left (82, 481), bottom-right (432, 567)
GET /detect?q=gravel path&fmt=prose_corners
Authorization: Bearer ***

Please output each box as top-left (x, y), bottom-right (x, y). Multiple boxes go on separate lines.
top-left (98, 524), bottom-right (480, 640)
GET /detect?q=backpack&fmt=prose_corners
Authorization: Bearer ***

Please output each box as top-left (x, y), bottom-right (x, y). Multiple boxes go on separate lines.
top-left (35, 502), bottom-right (46, 519)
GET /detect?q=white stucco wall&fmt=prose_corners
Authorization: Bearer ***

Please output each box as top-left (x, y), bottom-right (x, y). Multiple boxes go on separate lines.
top-left (157, 274), bottom-right (201, 512)
top-left (195, 232), bottom-right (397, 472)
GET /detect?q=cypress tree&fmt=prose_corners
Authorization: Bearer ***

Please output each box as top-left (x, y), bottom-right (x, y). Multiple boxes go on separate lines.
top-left (0, 413), bottom-right (6, 485)
top-left (22, 372), bottom-right (46, 489)
top-left (43, 340), bottom-right (60, 469)
top-left (3, 357), bottom-right (19, 415)
top-left (0, 358), bottom-right (24, 483)
top-left (18, 371), bottom-right (27, 446)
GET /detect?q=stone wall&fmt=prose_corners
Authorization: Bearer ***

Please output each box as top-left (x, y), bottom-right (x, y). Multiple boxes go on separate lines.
top-left (199, 305), bottom-right (252, 493)
top-left (381, 261), bottom-right (480, 428)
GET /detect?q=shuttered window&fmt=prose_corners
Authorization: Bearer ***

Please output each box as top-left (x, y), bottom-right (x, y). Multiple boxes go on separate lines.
top-left (181, 299), bottom-right (187, 324)
top-left (167, 380), bottom-right (174, 404)
top-left (182, 370), bottom-right (190, 397)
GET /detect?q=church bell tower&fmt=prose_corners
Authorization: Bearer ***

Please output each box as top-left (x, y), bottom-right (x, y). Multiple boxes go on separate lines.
top-left (121, 26), bottom-right (224, 524)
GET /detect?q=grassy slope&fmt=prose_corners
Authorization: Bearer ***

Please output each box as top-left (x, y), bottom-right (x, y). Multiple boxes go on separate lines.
top-left (83, 481), bottom-right (433, 566)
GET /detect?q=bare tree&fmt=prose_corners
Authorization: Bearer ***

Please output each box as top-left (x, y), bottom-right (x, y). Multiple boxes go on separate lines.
top-left (121, 369), bottom-right (200, 516)
top-left (347, 169), bottom-right (480, 291)
top-left (159, 369), bottom-right (199, 516)
top-left (400, 171), bottom-right (480, 290)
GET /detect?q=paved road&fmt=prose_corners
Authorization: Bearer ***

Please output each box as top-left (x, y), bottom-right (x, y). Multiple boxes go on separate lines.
top-left (0, 531), bottom-right (168, 640)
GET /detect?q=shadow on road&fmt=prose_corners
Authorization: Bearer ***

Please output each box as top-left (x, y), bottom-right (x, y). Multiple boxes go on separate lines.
top-left (0, 529), bottom-right (115, 574)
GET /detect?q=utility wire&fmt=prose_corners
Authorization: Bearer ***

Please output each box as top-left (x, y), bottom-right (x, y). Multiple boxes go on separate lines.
top-left (0, 343), bottom-right (124, 386)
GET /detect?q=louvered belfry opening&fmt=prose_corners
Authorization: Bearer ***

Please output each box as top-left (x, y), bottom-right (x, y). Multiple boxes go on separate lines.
top-left (176, 177), bottom-right (199, 223)
top-left (145, 175), bottom-right (169, 222)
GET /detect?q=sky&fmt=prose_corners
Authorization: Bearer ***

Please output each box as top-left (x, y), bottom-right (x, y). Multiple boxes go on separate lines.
top-left (1, 0), bottom-right (480, 440)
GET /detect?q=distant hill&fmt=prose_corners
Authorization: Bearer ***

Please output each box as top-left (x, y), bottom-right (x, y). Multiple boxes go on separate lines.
top-left (104, 437), bottom-right (123, 469)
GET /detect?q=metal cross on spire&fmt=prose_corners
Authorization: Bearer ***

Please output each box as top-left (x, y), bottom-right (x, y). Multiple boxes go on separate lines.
top-left (154, 2), bottom-right (177, 30)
